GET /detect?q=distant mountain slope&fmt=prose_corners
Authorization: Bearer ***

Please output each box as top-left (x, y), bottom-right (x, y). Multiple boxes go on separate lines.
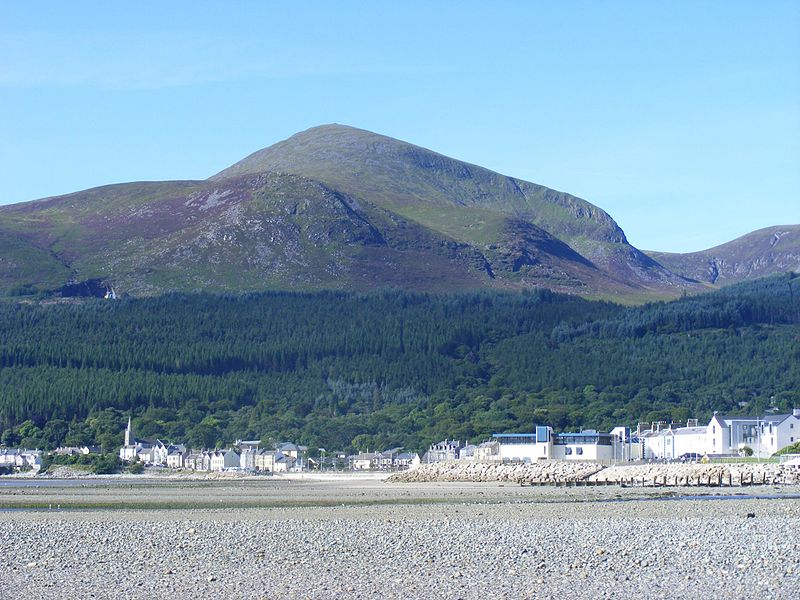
top-left (213, 124), bottom-right (682, 292)
top-left (0, 173), bottom-right (510, 296)
top-left (2, 124), bottom-right (788, 300)
top-left (647, 225), bottom-right (800, 285)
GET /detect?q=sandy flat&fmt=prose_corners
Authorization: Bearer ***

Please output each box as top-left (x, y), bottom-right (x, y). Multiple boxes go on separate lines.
top-left (1, 477), bottom-right (798, 599)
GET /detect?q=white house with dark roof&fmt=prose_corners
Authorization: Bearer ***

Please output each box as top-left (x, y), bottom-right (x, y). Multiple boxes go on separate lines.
top-left (0, 448), bottom-right (42, 471)
top-left (237, 440), bottom-right (261, 470)
top-left (708, 409), bottom-right (800, 458)
top-left (394, 452), bottom-right (420, 469)
top-left (166, 446), bottom-right (188, 469)
top-left (254, 449), bottom-right (295, 472)
top-left (423, 439), bottom-right (464, 463)
top-left (208, 448), bottom-right (239, 471)
top-left (184, 452), bottom-right (203, 471)
top-left (352, 452), bottom-right (379, 470)
top-left (641, 424), bottom-right (708, 460)
top-left (377, 448), bottom-right (403, 469)
top-left (475, 440), bottom-right (501, 463)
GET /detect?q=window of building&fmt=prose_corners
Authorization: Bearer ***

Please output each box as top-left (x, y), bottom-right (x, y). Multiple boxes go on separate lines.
top-left (565, 448), bottom-right (572, 455)
top-left (576, 447), bottom-right (583, 455)
top-left (713, 426), bottom-right (716, 434)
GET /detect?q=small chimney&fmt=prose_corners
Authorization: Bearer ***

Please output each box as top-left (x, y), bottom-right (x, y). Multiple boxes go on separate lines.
top-left (793, 408), bottom-right (800, 418)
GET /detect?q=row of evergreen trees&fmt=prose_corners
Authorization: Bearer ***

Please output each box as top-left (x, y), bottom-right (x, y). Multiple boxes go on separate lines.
top-left (1, 275), bottom-right (798, 454)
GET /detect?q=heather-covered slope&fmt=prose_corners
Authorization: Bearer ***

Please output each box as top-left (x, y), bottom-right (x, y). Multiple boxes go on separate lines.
top-left (213, 124), bottom-right (682, 293)
top-left (0, 125), bottom-right (680, 299)
top-left (2, 124), bottom-right (791, 300)
top-left (647, 225), bottom-right (800, 285)
top-left (0, 173), bottom-right (503, 296)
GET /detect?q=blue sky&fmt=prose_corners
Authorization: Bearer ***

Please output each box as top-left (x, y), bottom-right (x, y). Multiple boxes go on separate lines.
top-left (1, 1), bottom-right (797, 252)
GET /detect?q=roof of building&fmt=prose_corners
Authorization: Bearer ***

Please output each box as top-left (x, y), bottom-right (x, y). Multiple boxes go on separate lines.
top-left (673, 427), bottom-right (708, 436)
top-left (556, 431), bottom-right (610, 438)
top-left (354, 452), bottom-right (379, 460)
top-left (713, 413), bottom-right (793, 425)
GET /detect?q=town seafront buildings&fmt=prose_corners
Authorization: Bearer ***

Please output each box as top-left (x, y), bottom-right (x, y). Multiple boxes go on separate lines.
top-left (110, 407), bottom-right (800, 474)
top-left (421, 408), bottom-right (800, 466)
top-left (116, 418), bottom-right (419, 473)
top-left (0, 448), bottom-right (42, 472)
top-left (640, 409), bottom-right (800, 460)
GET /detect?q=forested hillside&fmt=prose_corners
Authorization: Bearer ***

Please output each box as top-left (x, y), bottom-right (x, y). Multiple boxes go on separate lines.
top-left (1, 275), bottom-right (798, 454)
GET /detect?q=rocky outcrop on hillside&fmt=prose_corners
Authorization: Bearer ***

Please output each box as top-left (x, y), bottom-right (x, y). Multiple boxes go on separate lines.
top-left (647, 224), bottom-right (800, 285)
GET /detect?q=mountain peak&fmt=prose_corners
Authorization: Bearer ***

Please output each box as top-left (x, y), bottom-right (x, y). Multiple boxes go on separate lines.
top-left (5, 125), bottom-right (761, 300)
top-left (210, 124), bottom-right (636, 263)
top-left (210, 123), bottom-right (432, 182)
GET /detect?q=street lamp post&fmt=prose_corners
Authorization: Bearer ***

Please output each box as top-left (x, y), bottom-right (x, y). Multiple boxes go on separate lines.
top-left (756, 417), bottom-right (761, 463)
top-left (318, 448), bottom-right (326, 472)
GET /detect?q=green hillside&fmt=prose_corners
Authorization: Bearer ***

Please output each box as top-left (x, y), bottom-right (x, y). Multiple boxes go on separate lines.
top-left (1, 274), bottom-right (797, 453)
top-left (213, 124), bottom-right (680, 289)
top-left (1, 125), bottom-right (794, 302)
top-left (0, 125), bottom-right (701, 301)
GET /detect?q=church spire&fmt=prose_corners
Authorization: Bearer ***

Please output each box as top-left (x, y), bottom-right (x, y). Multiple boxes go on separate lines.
top-left (125, 416), bottom-right (132, 447)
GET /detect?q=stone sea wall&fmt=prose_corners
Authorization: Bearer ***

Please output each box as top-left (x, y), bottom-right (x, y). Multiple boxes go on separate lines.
top-left (389, 461), bottom-right (800, 486)
top-left (589, 462), bottom-right (799, 486)
top-left (388, 461), bottom-right (604, 484)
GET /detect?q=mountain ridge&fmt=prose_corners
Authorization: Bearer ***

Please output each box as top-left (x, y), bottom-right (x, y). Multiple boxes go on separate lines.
top-left (647, 225), bottom-right (800, 285)
top-left (0, 124), bottom-right (794, 301)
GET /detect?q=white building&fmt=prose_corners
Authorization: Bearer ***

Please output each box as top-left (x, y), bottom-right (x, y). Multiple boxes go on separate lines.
top-left (492, 426), bottom-right (627, 464)
top-left (708, 409), bottom-right (800, 458)
top-left (254, 449), bottom-right (295, 473)
top-left (0, 448), bottom-right (42, 471)
top-left (119, 417), bottom-right (138, 462)
top-left (237, 441), bottom-right (261, 471)
top-left (118, 417), bottom-right (168, 465)
top-left (641, 423), bottom-right (708, 460)
top-left (474, 441), bottom-right (501, 463)
top-left (134, 440), bottom-right (169, 465)
top-left (394, 452), bottom-right (420, 469)
top-left (423, 439), bottom-right (464, 463)
top-left (184, 452), bottom-right (203, 471)
top-left (352, 452), bottom-right (378, 470)
top-left (276, 443), bottom-right (307, 471)
top-left (209, 449), bottom-right (239, 471)
top-left (166, 447), bottom-right (188, 469)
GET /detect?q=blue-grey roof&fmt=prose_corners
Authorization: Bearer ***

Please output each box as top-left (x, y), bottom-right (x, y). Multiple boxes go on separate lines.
top-left (716, 414), bottom-right (791, 424)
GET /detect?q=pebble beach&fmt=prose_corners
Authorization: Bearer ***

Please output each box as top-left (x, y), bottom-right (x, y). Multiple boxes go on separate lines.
top-left (1, 476), bottom-right (799, 599)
